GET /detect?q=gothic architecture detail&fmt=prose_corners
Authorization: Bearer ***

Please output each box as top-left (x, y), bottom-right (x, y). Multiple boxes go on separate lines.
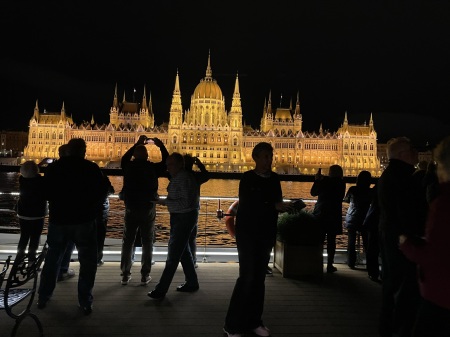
top-left (23, 53), bottom-right (381, 177)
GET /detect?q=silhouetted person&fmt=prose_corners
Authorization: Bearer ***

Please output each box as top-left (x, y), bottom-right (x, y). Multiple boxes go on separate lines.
top-left (377, 136), bottom-right (423, 337)
top-left (184, 154), bottom-right (210, 267)
top-left (16, 160), bottom-right (47, 260)
top-left (362, 183), bottom-right (382, 283)
top-left (119, 135), bottom-right (168, 285)
top-left (223, 142), bottom-right (293, 337)
top-left (56, 144), bottom-right (76, 282)
top-left (343, 170), bottom-right (373, 269)
top-left (38, 138), bottom-right (106, 315)
top-left (148, 152), bottom-right (200, 300)
top-left (400, 135), bottom-right (450, 337)
top-left (310, 165), bottom-right (346, 273)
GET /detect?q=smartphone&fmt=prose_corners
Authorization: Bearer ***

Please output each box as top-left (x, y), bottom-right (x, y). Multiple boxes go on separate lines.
top-left (145, 138), bottom-right (154, 144)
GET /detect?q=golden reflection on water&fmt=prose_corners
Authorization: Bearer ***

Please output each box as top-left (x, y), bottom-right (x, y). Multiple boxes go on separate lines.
top-left (107, 177), bottom-right (350, 248)
top-left (0, 173), bottom-right (351, 249)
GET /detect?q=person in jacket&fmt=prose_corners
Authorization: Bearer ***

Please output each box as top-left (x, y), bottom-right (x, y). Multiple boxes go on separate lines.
top-left (38, 138), bottom-right (106, 315)
top-left (310, 165), bottom-right (346, 273)
top-left (119, 135), bottom-right (168, 286)
top-left (377, 136), bottom-right (423, 337)
top-left (16, 160), bottom-right (47, 259)
top-left (222, 142), bottom-right (293, 337)
top-left (147, 152), bottom-right (200, 299)
top-left (399, 135), bottom-right (450, 337)
top-left (343, 170), bottom-right (373, 269)
top-left (184, 154), bottom-right (210, 268)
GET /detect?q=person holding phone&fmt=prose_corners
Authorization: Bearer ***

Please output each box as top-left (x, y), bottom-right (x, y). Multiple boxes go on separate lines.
top-left (119, 135), bottom-right (168, 285)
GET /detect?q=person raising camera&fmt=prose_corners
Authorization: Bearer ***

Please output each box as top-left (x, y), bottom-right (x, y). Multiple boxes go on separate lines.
top-left (119, 135), bottom-right (168, 285)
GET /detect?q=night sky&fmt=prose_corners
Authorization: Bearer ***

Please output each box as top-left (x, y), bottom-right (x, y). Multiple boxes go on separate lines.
top-left (1, 1), bottom-right (449, 146)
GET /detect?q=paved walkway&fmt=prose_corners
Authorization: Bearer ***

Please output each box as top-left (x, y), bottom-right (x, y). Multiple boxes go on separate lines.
top-left (1, 259), bottom-right (383, 337)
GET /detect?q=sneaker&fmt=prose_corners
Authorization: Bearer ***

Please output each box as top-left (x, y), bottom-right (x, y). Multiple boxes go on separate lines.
top-left (141, 275), bottom-right (151, 285)
top-left (121, 274), bottom-right (131, 285)
top-left (326, 265), bottom-right (338, 273)
top-left (253, 325), bottom-right (270, 337)
top-left (223, 327), bottom-right (242, 337)
top-left (97, 260), bottom-right (104, 267)
top-left (266, 266), bottom-right (273, 276)
top-left (57, 268), bottom-right (76, 282)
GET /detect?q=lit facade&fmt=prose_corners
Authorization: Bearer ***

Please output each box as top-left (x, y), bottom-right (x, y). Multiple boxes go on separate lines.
top-left (23, 54), bottom-right (381, 177)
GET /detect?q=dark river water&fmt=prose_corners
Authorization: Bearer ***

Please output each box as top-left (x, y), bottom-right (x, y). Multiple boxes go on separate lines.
top-left (0, 172), bottom-right (352, 248)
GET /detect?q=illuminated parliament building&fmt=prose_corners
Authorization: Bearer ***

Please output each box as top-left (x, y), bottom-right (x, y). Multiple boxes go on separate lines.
top-left (23, 54), bottom-right (381, 177)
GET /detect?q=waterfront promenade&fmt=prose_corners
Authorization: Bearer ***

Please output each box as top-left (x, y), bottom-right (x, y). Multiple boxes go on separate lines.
top-left (0, 236), bottom-right (383, 337)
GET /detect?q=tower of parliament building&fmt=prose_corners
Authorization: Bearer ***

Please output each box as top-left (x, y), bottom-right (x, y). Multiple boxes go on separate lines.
top-left (23, 54), bottom-right (381, 177)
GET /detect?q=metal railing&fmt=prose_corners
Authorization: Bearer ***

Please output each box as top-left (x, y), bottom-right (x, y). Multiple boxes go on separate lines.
top-left (0, 192), bottom-right (365, 265)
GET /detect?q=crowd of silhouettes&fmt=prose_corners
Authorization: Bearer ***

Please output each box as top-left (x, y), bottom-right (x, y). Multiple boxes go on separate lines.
top-left (12, 133), bottom-right (450, 336)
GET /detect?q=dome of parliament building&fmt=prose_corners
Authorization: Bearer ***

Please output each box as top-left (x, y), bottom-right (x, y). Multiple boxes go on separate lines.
top-left (192, 60), bottom-right (223, 101)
